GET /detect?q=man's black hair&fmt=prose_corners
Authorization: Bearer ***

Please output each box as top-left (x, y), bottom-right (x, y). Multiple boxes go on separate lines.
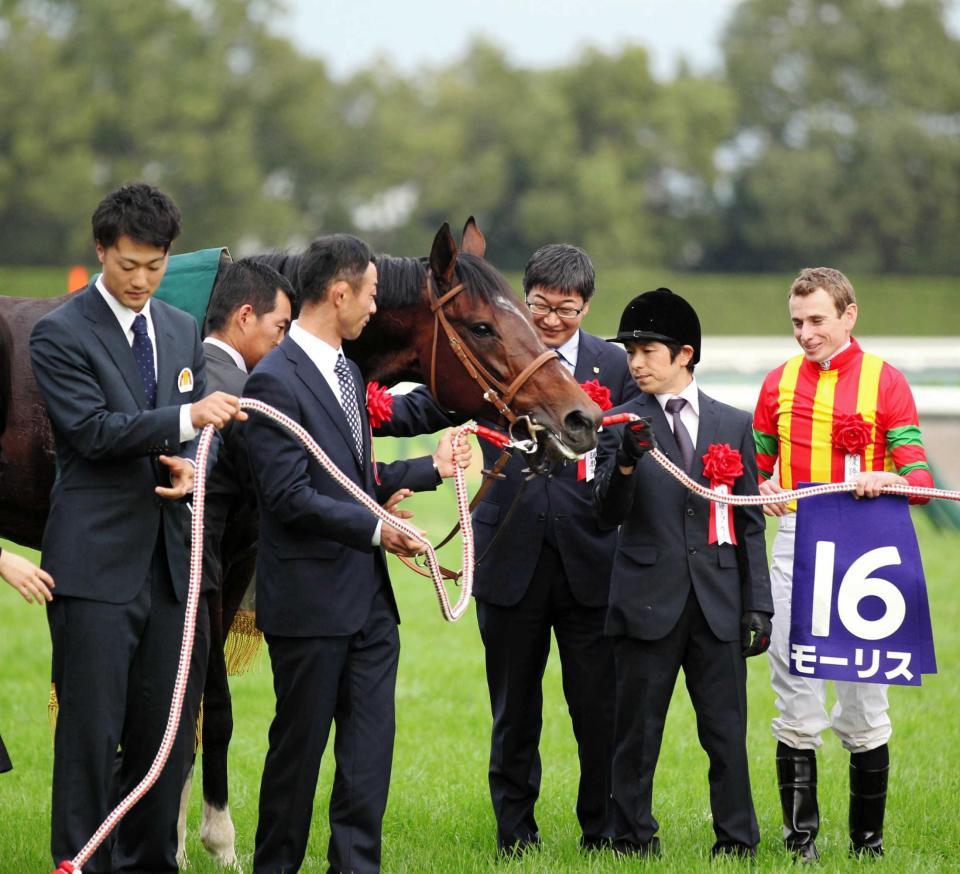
top-left (298, 234), bottom-right (374, 307)
top-left (91, 182), bottom-right (182, 251)
top-left (522, 243), bottom-right (596, 302)
top-left (204, 258), bottom-right (295, 336)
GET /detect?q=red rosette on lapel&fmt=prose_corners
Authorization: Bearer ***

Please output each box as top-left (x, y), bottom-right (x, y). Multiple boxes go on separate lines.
top-left (579, 378), bottom-right (613, 412)
top-left (577, 380), bottom-right (611, 480)
top-left (366, 382), bottom-right (394, 429)
top-left (365, 382), bottom-right (393, 485)
top-left (702, 443), bottom-right (743, 545)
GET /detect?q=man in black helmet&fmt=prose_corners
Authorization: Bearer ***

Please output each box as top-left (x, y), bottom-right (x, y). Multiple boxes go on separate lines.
top-left (593, 288), bottom-right (773, 860)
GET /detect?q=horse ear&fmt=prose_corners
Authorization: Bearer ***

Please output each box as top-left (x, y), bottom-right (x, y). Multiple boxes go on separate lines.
top-left (429, 222), bottom-right (458, 285)
top-left (460, 216), bottom-right (486, 258)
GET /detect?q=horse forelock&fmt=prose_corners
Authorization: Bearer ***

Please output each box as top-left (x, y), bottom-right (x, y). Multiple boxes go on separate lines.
top-left (453, 254), bottom-right (520, 308)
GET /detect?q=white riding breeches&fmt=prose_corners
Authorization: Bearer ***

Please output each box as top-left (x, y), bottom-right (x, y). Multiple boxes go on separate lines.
top-left (768, 514), bottom-right (891, 754)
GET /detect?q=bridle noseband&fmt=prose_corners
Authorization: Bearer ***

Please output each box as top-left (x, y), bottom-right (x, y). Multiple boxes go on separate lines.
top-left (427, 271), bottom-right (558, 429)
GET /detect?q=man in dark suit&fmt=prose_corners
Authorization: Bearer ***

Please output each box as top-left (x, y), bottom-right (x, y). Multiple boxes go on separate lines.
top-left (593, 288), bottom-right (773, 860)
top-left (29, 183), bottom-right (245, 872)
top-left (385, 244), bottom-right (638, 854)
top-left (242, 234), bottom-right (469, 874)
top-left (177, 258), bottom-right (294, 864)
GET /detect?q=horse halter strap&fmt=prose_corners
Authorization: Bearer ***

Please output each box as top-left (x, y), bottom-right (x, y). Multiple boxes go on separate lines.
top-left (427, 273), bottom-right (558, 426)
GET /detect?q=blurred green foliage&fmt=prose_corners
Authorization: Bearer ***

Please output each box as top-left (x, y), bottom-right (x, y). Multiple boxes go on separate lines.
top-left (1, 0), bottom-right (959, 275)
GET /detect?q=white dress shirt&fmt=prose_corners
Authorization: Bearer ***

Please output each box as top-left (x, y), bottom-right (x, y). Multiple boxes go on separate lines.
top-left (96, 278), bottom-right (196, 442)
top-left (553, 331), bottom-right (580, 376)
top-left (655, 376), bottom-right (700, 448)
top-left (289, 321), bottom-right (382, 545)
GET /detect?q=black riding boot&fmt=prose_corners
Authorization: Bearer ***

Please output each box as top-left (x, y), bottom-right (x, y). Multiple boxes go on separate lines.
top-left (849, 744), bottom-right (889, 857)
top-left (776, 741), bottom-right (820, 863)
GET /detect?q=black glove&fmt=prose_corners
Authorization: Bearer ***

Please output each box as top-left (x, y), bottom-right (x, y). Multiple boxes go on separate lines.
top-left (740, 611), bottom-right (772, 657)
top-left (616, 417), bottom-right (656, 468)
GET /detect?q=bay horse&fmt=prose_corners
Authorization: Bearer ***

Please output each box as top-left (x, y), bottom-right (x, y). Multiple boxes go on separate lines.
top-left (0, 218), bottom-right (601, 866)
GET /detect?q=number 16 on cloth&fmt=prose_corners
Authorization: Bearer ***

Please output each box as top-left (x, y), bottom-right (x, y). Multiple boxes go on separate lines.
top-left (790, 490), bottom-right (937, 686)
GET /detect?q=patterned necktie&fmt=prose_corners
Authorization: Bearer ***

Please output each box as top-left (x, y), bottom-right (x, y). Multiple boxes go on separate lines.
top-left (131, 314), bottom-right (157, 408)
top-left (334, 353), bottom-right (364, 459)
top-left (665, 397), bottom-right (694, 473)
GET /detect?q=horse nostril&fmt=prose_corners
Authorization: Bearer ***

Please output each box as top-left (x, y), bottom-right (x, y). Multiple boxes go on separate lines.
top-left (563, 410), bottom-right (596, 438)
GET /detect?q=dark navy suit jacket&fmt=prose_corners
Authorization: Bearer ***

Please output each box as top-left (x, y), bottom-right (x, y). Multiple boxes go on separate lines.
top-left (594, 389), bottom-right (773, 641)
top-left (385, 330), bottom-right (638, 607)
top-left (29, 284), bottom-right (207, 602)
top-left (242, 335), bottom-right (438, 638)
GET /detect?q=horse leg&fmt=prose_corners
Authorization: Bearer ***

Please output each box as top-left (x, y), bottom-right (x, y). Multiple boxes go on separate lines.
top-left (199, 552), bottom-right (254, 868)
top-left (177, 763), bottom-right (194, 868)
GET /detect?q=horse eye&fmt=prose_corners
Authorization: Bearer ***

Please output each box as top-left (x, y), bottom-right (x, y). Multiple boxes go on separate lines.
top-left (470, 323), bottom-right (495, 338)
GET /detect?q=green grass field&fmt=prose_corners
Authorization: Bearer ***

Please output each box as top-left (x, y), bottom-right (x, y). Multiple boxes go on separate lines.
top-left (2, 448), bottom-right (959, 872)
top-left (3, 264), bottom-right (958, 337)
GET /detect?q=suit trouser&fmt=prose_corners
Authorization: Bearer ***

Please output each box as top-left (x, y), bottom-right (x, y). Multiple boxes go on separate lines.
top-left (769, 515), bottom-right (891, 753)
top-left (254, 586), bottom-right (399, 874)
top-left (47, 537), bottom-right (197, 873)
top-left (476, 541), bottom-right (615, 849)
top-left (611, 589), bottom-right (759, 849)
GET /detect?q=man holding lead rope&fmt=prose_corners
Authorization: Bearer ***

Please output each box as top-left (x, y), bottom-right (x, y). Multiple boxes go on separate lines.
top-left (30, 183), bottom-right (246, 872)
top-left (241, 234), bottom-right (470, 874)
top-left (753, 267), bottom-right (933, 862)
top-left (593, 288), bottom-right (773, 860)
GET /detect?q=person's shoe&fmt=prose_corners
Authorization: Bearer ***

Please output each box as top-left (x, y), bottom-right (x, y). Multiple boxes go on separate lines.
top-left (711, 840), bottom-right (757, 860)
top-left (579, 834), bottom-right (612, 852)
top-left (612, 836), bottom-right (661, 858)
top-left (496, 832), bottom-right (541, 858)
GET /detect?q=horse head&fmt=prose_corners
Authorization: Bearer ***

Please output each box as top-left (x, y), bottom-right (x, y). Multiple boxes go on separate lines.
top-left (419, 219), bottom-right (601, 464)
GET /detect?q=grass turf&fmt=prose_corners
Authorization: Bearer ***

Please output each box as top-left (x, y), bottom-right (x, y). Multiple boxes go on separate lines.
top-left (1, 461), bottom-right (958, 871)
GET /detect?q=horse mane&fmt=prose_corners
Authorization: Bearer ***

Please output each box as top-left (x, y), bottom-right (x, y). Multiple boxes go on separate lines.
top-left (373, 255), bottom-right (426, 310)
top-left (0, 313), bottom-right (11, 442)
top-left (251, 249), bottom-right (516, 314)
top-left (374, 252), bottom-right (516, 310)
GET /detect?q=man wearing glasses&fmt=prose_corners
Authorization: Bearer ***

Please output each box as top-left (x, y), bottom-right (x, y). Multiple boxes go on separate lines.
top-left (385, 243), bottom-right (638, 854)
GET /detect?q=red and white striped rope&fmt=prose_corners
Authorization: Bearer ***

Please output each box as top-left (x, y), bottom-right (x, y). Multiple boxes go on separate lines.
top-left (55, 399), bottom-right (477, 873)
top-left (238, 398), bottom-right (477, 622)
top-left (600, 412), bottom-right (960, 505)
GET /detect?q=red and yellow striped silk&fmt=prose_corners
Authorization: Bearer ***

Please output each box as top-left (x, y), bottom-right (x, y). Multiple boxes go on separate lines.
top-left (753, 339), bottom-right (932, 503)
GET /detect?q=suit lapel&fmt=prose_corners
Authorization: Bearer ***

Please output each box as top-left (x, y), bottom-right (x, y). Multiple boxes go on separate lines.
top-left (151, 302), bottom-right (180, 408)
top-left (284, 339), bottom-right (363, 470)
top-left (692, 390), bottom-right (721, 481)
top-left (635, 392), bottom-right (684, 469)
top-left (573, 331), bottom-right (599, 383)
top-left (81, 287), bottom-right (149, 410)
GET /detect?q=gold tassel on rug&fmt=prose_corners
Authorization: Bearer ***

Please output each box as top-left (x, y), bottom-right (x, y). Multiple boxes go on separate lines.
top-left (48, 683), bottom-right (58, 740)
top-left (223, 609), bottom-right (262, 676)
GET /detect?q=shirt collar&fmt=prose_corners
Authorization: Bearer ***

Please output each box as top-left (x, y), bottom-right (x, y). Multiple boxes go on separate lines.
top-left (289, 320), bottom-right (342, 374)
top-left (96, 275), bottom-right (153, 335)
top-left (806, 337), bottom-right (860, 372)
top-left (656, 376), bottom-right (699, 417)
top-left (818, 338), bottom-right (853, 371)
top-left (553, 330), bottom-right (580, 371)
top-left (203, 336), bottom-right (247, 373)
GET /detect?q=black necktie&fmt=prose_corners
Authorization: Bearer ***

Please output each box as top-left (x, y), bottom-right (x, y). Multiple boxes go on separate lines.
top-left (335, 354), bottom-right (364, 459)
top-left (131, 314), bottom-right (157, 408)
top-left (665, 397), bottom-right (694, 473)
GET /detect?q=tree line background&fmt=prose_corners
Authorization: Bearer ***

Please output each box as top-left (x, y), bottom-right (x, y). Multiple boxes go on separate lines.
top-left (1, 0), bottom-right (959, 273)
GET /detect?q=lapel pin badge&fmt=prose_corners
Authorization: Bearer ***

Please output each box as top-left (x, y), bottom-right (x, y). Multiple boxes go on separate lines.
top-left (177, 367), bottom-right (194, 393)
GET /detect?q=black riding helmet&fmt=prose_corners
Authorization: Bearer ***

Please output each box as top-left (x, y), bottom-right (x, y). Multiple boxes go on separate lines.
top-left (605, 287), bottom-right (701, 365)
